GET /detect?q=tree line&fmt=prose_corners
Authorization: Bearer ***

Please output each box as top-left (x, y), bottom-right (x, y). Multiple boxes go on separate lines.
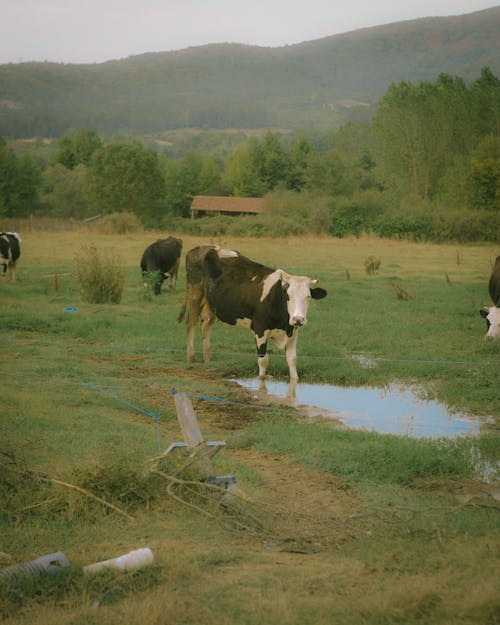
top-left (1, 68), bottom-right (498, 241)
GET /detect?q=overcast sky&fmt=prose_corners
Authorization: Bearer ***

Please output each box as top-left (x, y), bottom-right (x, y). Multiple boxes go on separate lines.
top-left (1, 0), bottom-right (497, 65)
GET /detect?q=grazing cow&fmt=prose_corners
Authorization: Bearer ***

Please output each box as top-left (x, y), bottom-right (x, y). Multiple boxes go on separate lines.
top-left (0, 232), bottom-right (21, 282)
top-left (480, 255), bottom-right (500, 340)
top-left (177, 245), bottom-right (327, 381)
top-left (140, 237), bottom-right (182, 295)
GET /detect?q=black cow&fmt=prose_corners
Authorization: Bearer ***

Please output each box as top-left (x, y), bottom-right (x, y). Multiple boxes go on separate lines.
top-left (177, 245), bottom-right (327, 381)
top-left (480, 255), bottom-right (500, 340)
top-left (0, 232), bottom-right (21, 282)
top-left (140, 237), bottom-right (182, 295)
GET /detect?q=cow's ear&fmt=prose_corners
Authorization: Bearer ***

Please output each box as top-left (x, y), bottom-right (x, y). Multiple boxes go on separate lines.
top-left (479, 308), bottom-right (489, 319)
top-left (205, 248), bottom-right (223, 279)
top-left (311, 287), bottom-right (327, 300)
top-left (277, 270), bottom-right (291, 285)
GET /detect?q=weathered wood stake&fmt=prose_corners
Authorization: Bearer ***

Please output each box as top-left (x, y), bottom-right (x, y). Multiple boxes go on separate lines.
top-left (172, 391), bottom-right (213, 476)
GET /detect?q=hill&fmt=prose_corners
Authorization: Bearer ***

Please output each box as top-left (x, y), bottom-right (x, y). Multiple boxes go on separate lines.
top-left (0, 6), bottom-right (499, 137)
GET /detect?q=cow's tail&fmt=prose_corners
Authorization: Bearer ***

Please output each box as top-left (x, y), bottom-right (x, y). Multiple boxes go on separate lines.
top-left (177, 293), bottom-right (187, 323)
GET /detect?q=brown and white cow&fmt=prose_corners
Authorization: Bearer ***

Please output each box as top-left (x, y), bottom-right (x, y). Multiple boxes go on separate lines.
top-left (140, 237), bottom-right (182, 294)
top-left (177, 245), bottom-right (327, 381)
top-left (480, 255), bottom-right (500, 340)
top-left (0, 232), bottom-right (21, 282)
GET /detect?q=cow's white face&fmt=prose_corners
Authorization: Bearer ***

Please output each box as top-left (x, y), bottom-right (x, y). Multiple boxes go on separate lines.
top-left (260, 270), bottom-right (327, 327)
top-left (283, 275), bottom-right (317, 327)
top-left (481, 306), bottom-right (500, 339)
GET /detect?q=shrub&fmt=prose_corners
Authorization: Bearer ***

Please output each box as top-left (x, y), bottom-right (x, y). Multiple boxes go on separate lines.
top-left (431, 209), bottom-right (500, 243)
top-left (373, 214), bottom-right (434, 241)
top-left (329, 204), bottom-right (365, 237)
top-left (170, 213), bottom-right (308, 238)
top-left (364, 255), bottom-right (381, 274)
top-left (74, 244), bottom-right (124, 304)
top-left (329, 190), bottom-right (385, 238)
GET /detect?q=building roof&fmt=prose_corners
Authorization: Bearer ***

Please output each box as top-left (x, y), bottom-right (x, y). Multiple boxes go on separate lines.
top-left (190, 195), bottom-right (265, 215)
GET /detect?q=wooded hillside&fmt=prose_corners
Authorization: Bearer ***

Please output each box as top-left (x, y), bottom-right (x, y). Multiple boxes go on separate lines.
top-left (1, 6), bottom-right (499, 137)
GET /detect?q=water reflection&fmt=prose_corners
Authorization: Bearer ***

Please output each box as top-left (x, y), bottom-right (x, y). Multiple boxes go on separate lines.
top-left (236, 378), bottom-right (487, 439)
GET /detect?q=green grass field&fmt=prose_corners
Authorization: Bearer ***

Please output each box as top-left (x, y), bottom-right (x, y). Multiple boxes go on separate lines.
top-left (1, 230), bottom-right (499, 624)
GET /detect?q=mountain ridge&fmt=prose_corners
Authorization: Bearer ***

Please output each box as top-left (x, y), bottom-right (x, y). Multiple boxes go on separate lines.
top-left (1, 6), bottom-right (499, 136)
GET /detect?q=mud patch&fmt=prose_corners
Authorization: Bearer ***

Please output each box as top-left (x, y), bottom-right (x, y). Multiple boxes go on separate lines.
top-left (193, 396), bottom-right (263, 430)
top-left (127, 366), bottom-right (268, 430)
top-left (225, 448), bottom-right (365, 551)
top-left (413, 477), bottom-right (500, 508)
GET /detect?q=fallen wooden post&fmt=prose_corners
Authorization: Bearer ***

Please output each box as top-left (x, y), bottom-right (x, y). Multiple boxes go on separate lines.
top-left (164, 391), bottom-right (237, 492)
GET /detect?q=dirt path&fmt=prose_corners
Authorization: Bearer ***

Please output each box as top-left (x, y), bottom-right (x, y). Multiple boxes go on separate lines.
top-left (226, 447), bottom-right (364, 552)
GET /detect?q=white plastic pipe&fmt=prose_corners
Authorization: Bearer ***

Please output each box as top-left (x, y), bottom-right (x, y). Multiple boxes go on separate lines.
top-left (83, 548), bottom-right (154, 575)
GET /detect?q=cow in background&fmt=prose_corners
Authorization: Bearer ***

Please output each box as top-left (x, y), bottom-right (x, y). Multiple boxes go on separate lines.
top-left (177, 245), bottom-right (327, 381)
top-left (140, 237), bottom-right (182, 295)
top-left (480, 255), bottom-right (500, 339)
top-left (0, 232), bottom-right (21, 282)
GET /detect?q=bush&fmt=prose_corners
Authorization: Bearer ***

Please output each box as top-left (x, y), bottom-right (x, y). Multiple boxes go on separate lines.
top-left (373, 214), bottom-right (434, 241)
top-left (329, 205), bottom-right (365, 237)
top-left (329, 190), bottom-right (386, 238)
top-left (166, 188), bottom-right (499, 243)
top-left (74, 244), bottom-right (125, 304)
top-left (170, 213), bottom-right (308, 238)
top-left (431, 209), bottom-right (500, 242)
top-left (364, 255), bottom-right (381, 274)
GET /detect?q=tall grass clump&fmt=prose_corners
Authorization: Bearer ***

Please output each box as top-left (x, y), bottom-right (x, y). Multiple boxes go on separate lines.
top-left (232, 423), bottom-right (478, 485)
top-left (74, 244), bottom-right (125, 304)
top-left (89, 211), bottom-right (144, 234)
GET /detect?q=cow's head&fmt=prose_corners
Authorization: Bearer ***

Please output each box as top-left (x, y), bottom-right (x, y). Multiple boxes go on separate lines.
top-left (279, 271), bottom-right (327, 327)
top-left (480, 306), bottom-right (500, 340)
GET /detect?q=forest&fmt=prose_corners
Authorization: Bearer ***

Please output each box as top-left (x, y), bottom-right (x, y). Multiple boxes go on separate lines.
top-left (0, 68), bottom-right (499, 243)
top-left (0, 7), bottom-right (499, 138)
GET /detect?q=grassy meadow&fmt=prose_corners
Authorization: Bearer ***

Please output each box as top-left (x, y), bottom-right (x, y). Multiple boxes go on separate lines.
top-left (1, 229), bottom-right (499, 625)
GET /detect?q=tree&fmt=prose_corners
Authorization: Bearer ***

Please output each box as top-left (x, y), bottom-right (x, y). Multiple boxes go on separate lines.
top-left (85, 141), bottom-right (165, 221)
top-left (178, 149), bottom-right (203, 201)
top-left (469, 67), bottom-right (500, 140)
top-left (373, 80), bottom-right (434, 199)
top-left (0, 138), bottom-right (18, 216)
top-left (55, 129), bottom-right (103, 170)
top-left (198, 155), bottom-right (225, 195)
top-left (373, 70), bottom-right (499, 202)
top-left (163, 159), bottom-right (185, 218)
top-left (305, 147), bottom-right (348, 196)
top-left (43, 164), bottom-right (89, 218)
top-left (373, 76), bottom-right (475, 200)
top-left (163, 150), bottom-right (206, 218)
top-left (287, 134), bottom-right (314, 191)
top-left (250, 132), bottom-right (289, 192)
top-left (468, 135), bottom-right (500, 211)
top-left (0, 138), bottom-right (42, 216)
top-left (224, 144), bottom-right (263, 197)
top-left (15, 153), bottom-right (42, 215)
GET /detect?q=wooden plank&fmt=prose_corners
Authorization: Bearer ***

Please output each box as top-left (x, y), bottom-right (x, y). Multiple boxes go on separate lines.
top-left (173, 392), bottom-right (205, 448)
top-left (173, 391), bottom-right (212, 476)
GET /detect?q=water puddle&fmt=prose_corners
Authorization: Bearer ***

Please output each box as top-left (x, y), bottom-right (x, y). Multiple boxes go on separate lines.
top-left (235, 378), bottom-right (490, 439)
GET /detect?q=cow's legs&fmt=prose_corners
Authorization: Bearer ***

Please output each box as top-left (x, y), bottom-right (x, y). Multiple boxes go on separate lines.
top-left (255, 335), bottom-right (269, 379)
top-left (200, 301), bottom-right (216, 362)
top-left (285, 330), bottom-right (299, 381)
top-left (169, 258), bottom-right (180, 289)
top-left (155, 273), bottom-right (165, 295)
top-left (185, 283), bottom-right (203, 363)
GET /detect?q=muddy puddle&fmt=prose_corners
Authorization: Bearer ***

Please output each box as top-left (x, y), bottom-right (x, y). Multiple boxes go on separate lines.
top-left (234, 378), bottom-right (491, 439)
